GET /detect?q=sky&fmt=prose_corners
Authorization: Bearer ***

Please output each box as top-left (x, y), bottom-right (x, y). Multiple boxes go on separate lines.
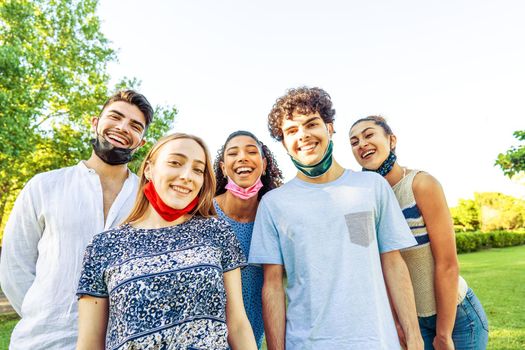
top-left (97, 0), bottom-right (525, 206)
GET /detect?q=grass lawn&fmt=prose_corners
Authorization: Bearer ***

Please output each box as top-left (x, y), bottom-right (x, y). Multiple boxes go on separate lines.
top-left (0, 245), bottom-right (523, 349)
top-left (458, 245), bottom-right (525, 349)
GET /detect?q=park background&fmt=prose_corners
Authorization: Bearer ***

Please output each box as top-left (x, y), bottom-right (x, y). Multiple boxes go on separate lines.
top-left (0, 0), bottom-right (524, 349)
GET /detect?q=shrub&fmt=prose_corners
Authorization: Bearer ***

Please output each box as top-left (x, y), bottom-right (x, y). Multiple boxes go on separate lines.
top-left (455, 231), bottom-right (525, 253)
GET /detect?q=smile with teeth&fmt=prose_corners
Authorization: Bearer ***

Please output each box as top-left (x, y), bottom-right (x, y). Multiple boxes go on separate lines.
top-left (298, 143), bottom-right (317, 152)
top-left (171, 185), bottom-right (191, 194)
top-left (361, 150), bottom-right (375, 159)
top-left (106, 132), bottom-right (130, 147)
top-left (235, 167), bottom-right (254, 175)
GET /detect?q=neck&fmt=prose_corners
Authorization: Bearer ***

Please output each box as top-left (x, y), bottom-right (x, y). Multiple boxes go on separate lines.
top-left (132, 205), bottom-right (192, 229)
top-left (296, 159), bottom-right (345, 184)
top-left (84, 151), bottom-right (129, 182)
top-left (215, 191), bottom-right (258, 223)
top-left (384, 163), bottom-right (405, 187)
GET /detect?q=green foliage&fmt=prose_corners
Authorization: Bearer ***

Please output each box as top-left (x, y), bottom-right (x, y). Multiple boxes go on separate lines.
top-left (451, 192), bottom-right (525, 232)
top-left (0, 0), bottom-right (114, 232)
top-left (0, 2), bottom-right (177, 244)
top-left (496, 130), bottom-right (525, 178)
top-left (451, 199), bottom-right (480, 231)
top-left (455, 231), bottom-right (525, 253)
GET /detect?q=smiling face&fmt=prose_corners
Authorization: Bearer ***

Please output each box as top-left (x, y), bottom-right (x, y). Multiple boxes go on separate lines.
top-left (281, 111), bottom-right (334, 166)
top-left (144, 138), bottom-right (206, 210)
top-left (92, 101), bottom-right (147, 149)
top-left (349, 120), bottom-right (396, 170)
top-left (221, 135), bottom-right (267, 188)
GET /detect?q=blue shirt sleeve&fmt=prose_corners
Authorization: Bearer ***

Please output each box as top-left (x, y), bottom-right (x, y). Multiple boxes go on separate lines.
top-left (248, 198), bottom-right (284, 265)
top-left (77, 234), bottom-right (109, 298)
top-left (375, 176), bottom-right (417, 253)
top-left (215, 219), bottom-right (248, 272)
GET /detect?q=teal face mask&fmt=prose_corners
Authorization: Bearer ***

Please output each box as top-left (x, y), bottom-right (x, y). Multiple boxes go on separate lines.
top-left (290, 140), bottom-right (334, 178)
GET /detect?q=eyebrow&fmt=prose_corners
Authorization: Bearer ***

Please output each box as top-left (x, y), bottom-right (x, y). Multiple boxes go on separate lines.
top-left (169, 153), bottom-right (206, 165)
top-left (350, 126), bottom-right (374, 139)
top-left (283, 116), bottom-right (322, 133)
top-left (225, 144), bottom-right (259, 152)
top-left (107, 109), bottom-right (145, 130)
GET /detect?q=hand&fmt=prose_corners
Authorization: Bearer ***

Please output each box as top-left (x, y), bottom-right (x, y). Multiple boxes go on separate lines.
top-left (433, 334), bottom-right (455, 350)
top-left (405, 332), bottom-right (424, 350)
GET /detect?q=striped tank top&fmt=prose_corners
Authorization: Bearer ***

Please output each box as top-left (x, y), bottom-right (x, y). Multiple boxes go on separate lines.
top-left (392, 169), bottom-right (468, 317)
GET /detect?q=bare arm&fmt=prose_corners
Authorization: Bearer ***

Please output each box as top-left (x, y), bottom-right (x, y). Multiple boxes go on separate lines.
top-left (262, 264), bottom-right (286, 350)
top-left (224, 268), bottom-right (257, 350)
top-left (76, 295), bottom-right (108, 350)
top-left (381, 250), bottom-right (423, 350)
top-left (413, 173), bottom-right (458, 350)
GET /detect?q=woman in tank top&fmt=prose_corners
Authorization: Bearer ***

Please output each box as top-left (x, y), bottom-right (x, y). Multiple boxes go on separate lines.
top-left (349, 116), bottom-right (488, 350)
top-left (213, 130), bottom-right (284, 349)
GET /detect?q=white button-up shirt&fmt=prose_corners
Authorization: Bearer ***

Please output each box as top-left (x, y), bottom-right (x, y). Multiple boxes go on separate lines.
top-left (0, 161), bottom-right (139, 350)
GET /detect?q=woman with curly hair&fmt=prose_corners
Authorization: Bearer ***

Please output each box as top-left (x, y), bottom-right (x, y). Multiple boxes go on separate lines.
top-left (214, 130), bottom-right (283, 349)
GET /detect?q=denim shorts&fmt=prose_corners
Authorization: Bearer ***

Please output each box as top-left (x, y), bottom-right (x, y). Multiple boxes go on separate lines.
top-left (418, 288), bottom-right (489, 350)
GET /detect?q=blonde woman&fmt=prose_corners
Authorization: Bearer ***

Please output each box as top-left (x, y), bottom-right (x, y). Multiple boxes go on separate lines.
top-left (76, 133), bottom-right (257, 350)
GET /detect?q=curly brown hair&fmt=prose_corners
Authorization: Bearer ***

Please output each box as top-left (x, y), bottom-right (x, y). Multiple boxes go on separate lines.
top-left (214, 130), bottom-right (284, 200)
top-left (267, 87), bottom-right (336, 141)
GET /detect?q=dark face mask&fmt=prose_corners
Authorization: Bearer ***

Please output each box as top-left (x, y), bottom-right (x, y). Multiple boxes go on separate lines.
top-left (90, 128), bottom-right (141, 165)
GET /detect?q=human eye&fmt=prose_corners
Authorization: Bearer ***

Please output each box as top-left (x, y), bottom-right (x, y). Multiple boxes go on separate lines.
top-left (365, 132), bottom-right (374, 139)
top-left (194, 167), bottom-right (205, 174)
top-left (168, 160), bottom-right (181, 167)
top-left (350, 139), bottom-right (358, 147)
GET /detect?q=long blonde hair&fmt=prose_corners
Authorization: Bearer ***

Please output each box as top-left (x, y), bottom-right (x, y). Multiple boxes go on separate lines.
top-left (123, 133), bottom-right (217, 224)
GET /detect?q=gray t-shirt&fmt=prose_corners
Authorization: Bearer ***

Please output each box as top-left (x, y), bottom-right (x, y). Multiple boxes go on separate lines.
top-left (249, 169), bottom-right (416, 349)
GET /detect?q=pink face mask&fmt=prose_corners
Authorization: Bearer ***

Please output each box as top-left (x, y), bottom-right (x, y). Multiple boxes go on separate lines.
top-left (225, 177), bottom-right (264, 200)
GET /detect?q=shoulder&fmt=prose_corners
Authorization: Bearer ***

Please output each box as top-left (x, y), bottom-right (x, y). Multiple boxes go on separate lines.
top-left (190, 215), bottom-right (231, 233)
top-left (412, 171), bottom-right (444, 198)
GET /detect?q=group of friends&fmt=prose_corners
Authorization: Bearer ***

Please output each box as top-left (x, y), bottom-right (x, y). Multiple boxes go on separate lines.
top-left (0, 87), bottom-right (489, 349)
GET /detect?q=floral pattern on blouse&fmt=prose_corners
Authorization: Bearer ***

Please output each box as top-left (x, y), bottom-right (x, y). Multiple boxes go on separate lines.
top-left (77, 216), bottom-right (246, 350)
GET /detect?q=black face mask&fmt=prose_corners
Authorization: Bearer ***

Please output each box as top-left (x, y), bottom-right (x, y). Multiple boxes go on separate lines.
top-left (90, 128), bottom-right (141, 165)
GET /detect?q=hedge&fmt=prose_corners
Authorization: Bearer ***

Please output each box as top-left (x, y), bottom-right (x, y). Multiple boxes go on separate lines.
top-left (455, 231), bottom-right (525, 253)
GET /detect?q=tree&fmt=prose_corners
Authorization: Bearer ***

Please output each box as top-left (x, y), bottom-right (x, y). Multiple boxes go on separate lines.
top-left (0, 0), bottom-right (114, 229)
top-left (0, 1), bottom-right (177, 242)
top-left (451, 199), bottom-right (480, 231)
top-left (495, 130), bottom-right (525, 178)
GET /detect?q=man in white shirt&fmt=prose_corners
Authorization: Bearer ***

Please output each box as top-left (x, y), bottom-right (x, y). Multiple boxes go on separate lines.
top-left (0, 90), bottom-right (153, 350)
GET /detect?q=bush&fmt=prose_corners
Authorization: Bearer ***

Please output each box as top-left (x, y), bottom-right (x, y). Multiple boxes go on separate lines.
top-left (455, 231), bottom-right (525, 253)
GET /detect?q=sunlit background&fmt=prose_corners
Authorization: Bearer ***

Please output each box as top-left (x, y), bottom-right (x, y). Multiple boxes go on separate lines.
top-left (98, 0), bottom-right (525, 205)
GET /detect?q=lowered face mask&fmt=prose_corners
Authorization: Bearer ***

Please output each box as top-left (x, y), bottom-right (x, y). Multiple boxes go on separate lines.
top-left (91, 129), bottom-right (140, 165)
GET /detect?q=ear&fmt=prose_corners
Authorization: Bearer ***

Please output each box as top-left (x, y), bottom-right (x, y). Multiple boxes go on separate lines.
top-left (90, 117), bottom-right (99, 133)
top-left (389, 134), bottom-right (397, 151)
top-left (262, 157), bottom-right (268, 175)
top-left (139, 139), bottom-right (146, 147)
top-left (220, 161), bottom-right (227, 178)
top-left (144, 161), bottom-right (152, 181)
top-left (327, 123), bottom-right (335, 138)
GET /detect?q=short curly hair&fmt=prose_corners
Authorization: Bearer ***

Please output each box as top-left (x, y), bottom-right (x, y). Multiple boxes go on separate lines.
top-left (267, 87), bottom-right (336, 141)
top-left (214, 130), bottom-right (284, 200)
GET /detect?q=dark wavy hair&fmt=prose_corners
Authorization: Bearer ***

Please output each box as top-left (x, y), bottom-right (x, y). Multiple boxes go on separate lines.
top-left (214, 130), bottom-right (284, 200)
top-left (350, 115), bottom-right (396, 152)
top-left (268, 87), bottom-right (336, 141)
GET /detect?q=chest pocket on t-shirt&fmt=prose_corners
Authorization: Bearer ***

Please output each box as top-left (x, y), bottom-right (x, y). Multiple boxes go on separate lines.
top-left (344, 211), bottom-right (375, 247)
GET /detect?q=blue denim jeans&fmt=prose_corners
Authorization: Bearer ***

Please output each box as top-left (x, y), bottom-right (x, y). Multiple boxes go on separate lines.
top-left (418, 288), bottom-right (489, 350)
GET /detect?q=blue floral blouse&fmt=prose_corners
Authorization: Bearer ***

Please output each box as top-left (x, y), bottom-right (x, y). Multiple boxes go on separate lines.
top-left (77, 216), bottom-right (247, 350)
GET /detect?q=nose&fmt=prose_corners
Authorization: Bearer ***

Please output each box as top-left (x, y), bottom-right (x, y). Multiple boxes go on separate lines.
top-left (297, 126), bottom-right (310, 141)
top-left (178, 164), bottom-right (194, 182)
top-left (115, 118), bottom-right (132, 134)
top-left (237, 150), bottom-right (248, 163)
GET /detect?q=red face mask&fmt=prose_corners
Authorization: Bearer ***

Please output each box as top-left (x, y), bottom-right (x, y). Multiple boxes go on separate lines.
top-left (143, 181), bottom-right (199, 222)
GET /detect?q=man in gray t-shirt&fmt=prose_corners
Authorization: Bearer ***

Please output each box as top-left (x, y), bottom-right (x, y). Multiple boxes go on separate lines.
top-left (248, 87), bottom-right (423, 349)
